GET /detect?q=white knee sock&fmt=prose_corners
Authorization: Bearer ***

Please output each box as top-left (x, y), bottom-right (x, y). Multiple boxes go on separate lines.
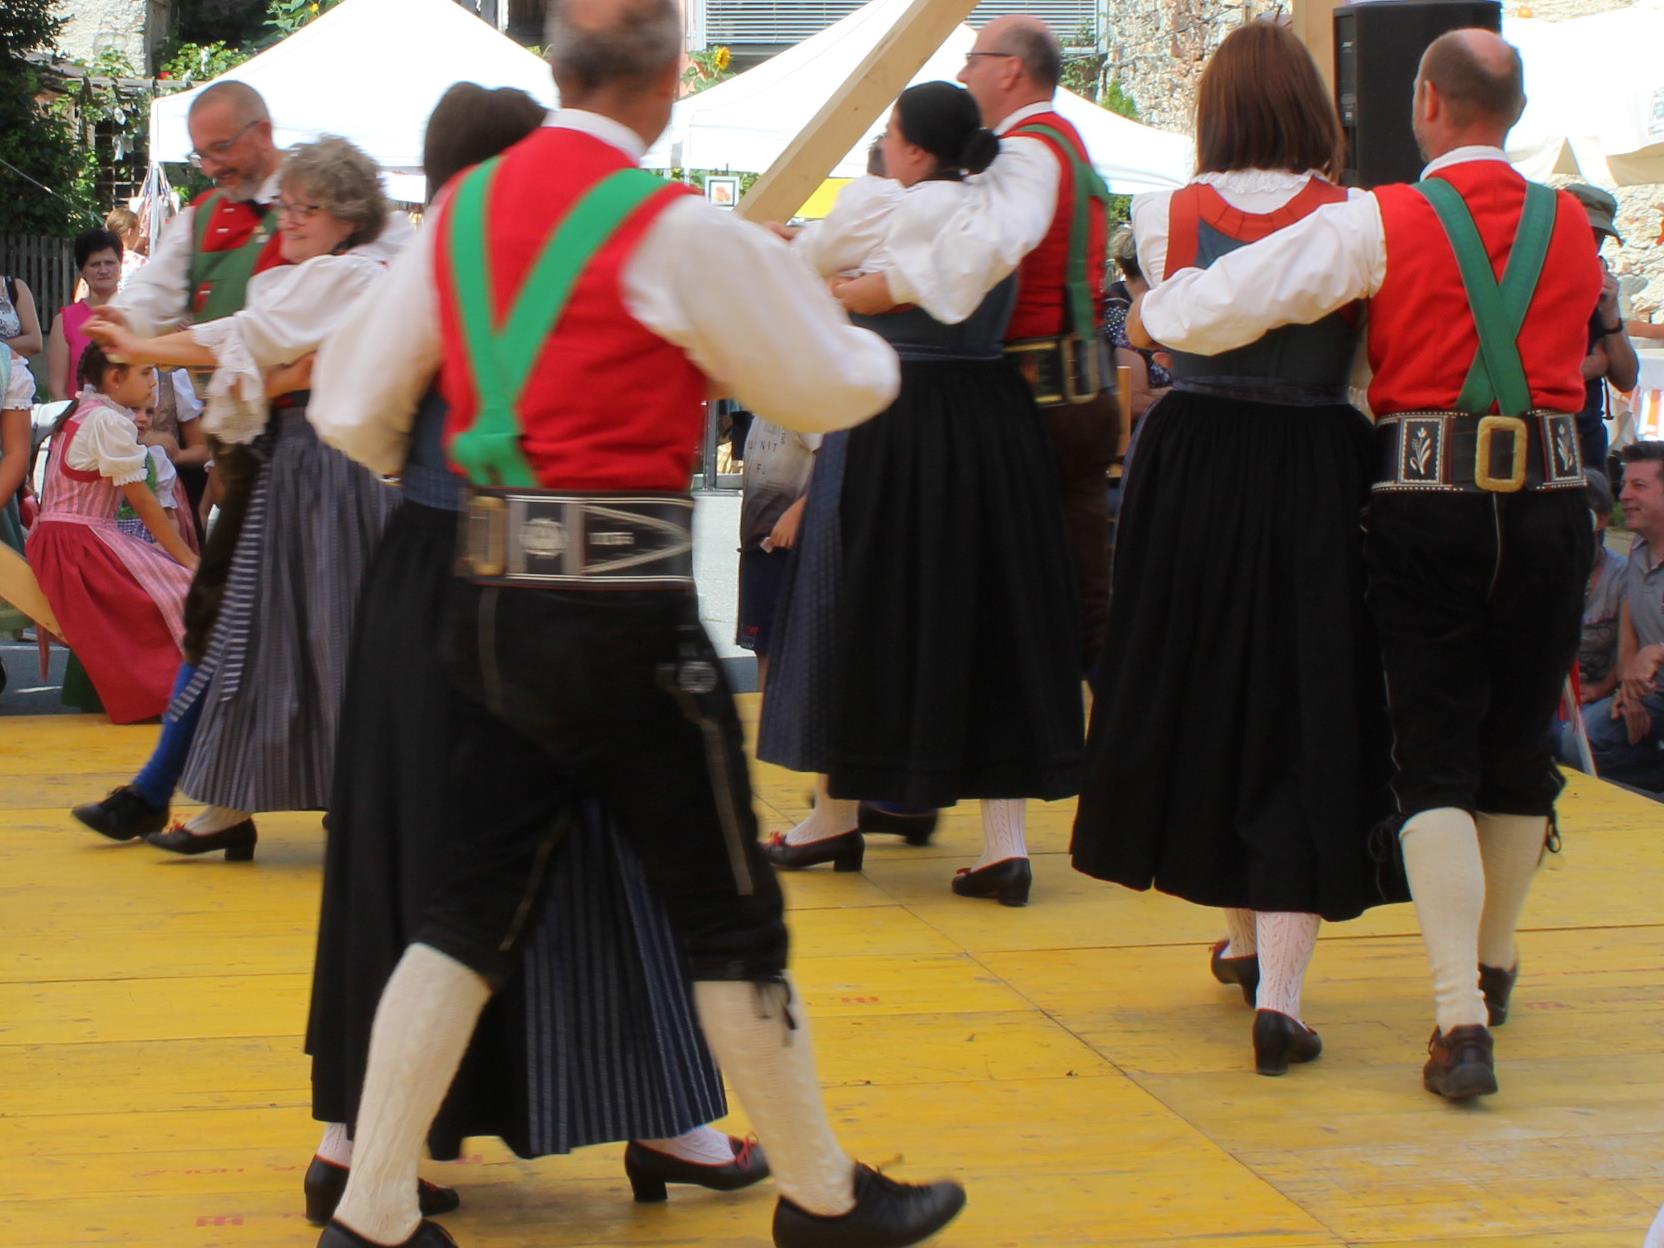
top-left (1475, 812), bottom-right (1547, 970)
top-left (784, 776), bottom-right (859, 848)
top-left (1399, 808), bottom-right (1488, 1032)
top-left (316, 1122), bottom-right (353, 1166)
top-left (1223, 908), bottom-right (1258, 958)
top-left (693, 978), bottom-right (855, 1216)
top-left (333, 944), bottom-right (491, 1244)
top-left (974, 799), bottom-right (1028, 869)
top-left (636, 1125), bottom-right (736, 1166)
top-left (184, 804), bottom-right (251, 835)
top-left (1254, 911), bottom-right (1320, 1021)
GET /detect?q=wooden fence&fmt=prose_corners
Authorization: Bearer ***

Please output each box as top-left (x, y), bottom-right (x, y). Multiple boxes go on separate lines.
top-left (0, 234), bottom-right (78, 336)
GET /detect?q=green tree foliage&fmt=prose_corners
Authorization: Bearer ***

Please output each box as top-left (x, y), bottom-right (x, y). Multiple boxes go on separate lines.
top-left (0, 0), bottom-right (102, 233)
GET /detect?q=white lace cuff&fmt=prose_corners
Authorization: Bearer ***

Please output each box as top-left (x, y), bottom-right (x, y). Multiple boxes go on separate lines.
top-left (191, 319), bottom-right (269, 444)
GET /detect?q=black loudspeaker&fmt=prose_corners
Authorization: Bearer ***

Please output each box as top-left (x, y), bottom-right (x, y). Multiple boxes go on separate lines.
top-left (1335, 0), bottom-right (1503, 188)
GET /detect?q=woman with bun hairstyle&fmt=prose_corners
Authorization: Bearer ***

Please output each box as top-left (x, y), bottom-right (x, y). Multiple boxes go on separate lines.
top-left (759, 81), bottom-right (1082, 907)
top-left (1069, 22), bottom-right (1402, 1077)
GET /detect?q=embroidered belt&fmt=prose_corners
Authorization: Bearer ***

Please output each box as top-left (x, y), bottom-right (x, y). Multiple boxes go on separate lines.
top-left (1374, 411), bottom-right (1585, 495)
top-left (1004, 333), bottom-right (1109, 407)
top-left (458, 487), bottom-right (695, 590)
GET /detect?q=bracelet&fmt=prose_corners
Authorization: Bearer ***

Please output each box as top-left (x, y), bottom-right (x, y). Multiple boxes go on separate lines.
top-left (1602, 320), bottom-right (1624, 335)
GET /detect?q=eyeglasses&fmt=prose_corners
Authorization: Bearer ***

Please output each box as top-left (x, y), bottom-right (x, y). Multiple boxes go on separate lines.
top-left (964, 51), bottom-right (1018, 64)
top-left (188, 119), bottom-right (261, 168)
top-left (275, 198), bottom-right (323, 222)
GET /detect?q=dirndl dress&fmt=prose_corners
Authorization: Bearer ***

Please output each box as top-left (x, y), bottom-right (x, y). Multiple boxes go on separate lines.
top-left (174, 397), bottom-right (397, 811)
top-left (307, 390), bottom-right (724, 1155)
top-left (758, 279), bottom-right (1084, 806)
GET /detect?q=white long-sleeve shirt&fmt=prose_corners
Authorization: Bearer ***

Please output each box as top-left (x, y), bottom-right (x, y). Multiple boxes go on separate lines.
top-left (1138, 147), bottom-right (1510, 357)
top-left (883, 101), bottom-right (1061, 315)
top-left (311, 109), bottom-right (900, 478)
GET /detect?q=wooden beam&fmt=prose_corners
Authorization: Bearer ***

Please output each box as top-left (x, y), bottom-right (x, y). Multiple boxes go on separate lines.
top-left (736, 0), bottom-right (982, 223)
top-left (1292, 0), bottom-right (1342, 94)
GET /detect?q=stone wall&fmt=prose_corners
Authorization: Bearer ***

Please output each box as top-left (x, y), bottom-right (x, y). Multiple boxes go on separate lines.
top-left (52, 0), bottom-right (175, 74)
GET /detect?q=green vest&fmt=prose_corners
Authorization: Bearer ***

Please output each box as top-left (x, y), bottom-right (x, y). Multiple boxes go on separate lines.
top-left (186, 191), bottom-right (278, 324)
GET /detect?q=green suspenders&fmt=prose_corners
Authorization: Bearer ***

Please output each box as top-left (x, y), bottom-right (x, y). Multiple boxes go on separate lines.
top-left (446, 159), bottom-right (667, 488)
top-left (1012, 122), bottom-right (1112, 341)
top-left (1412, 178), bottom-right (1557, 418)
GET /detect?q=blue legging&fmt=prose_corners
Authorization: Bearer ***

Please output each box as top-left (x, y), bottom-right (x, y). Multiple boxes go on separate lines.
top-left (130, 663), bottom-right (203, 809)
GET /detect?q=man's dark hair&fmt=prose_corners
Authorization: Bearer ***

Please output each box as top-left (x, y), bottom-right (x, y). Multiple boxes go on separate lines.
top-left (1420, 31), bottom-right (1525, 129)
top-left (73, 227), bottom-right (122, 270)
top-left (866, 139), bottom-right (885, 177)
top-left (1620, 440), bottom-right (1664, 468)
top-left (1007, 21), bottom-right (1062, 93)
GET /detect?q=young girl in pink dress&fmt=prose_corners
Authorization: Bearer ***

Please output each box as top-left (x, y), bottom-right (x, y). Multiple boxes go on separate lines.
top-left (27, 344), bottom-right (198, 722)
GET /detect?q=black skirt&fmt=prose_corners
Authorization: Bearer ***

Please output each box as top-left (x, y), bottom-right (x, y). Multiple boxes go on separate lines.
top-left (825, 357), bottom-right (1083, 807)
top-left (307, 502), bottom-right (726, 1158)
top-left (1070, 390), bottom-right (1403, 921)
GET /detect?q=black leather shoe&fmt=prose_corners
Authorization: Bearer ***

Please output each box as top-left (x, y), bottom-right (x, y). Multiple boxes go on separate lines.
top-left (1210, 938), bottom-right (1260, 1007)
top-left (1251, 1009), bottom-right (1322, 1076)
top-left (317, 1220), bottom-right (458, 1247)
top-left (773, 1162), bottom-right (966, 1248)
top-left (1423, 1024), bottom-right (1498, 1100)
top-left (857, 802), bottom-right (938, 846)
top-left (303, 1157), bottom-right (461, 1227)
top-left (951, 857), bottom-right (1031, 906)
top-left (144, 819), bottom-right (257, 861)
top-left (72, 786), bottom-right (168, 841)
top-left (1479, 962), bottom-right (1518, 1027)
top-left (623, 1136), bottom-right (769, 1202)
top-left (764, 829), bottom-right (864, 872)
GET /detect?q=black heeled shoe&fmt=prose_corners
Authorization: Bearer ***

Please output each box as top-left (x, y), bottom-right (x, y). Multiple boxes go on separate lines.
top-left (144, 819), bottom-right (258, 861)
top-left (1209, 938), bottom-right (1260, 1007)
top-left (71, 786), bottom-right (169, 841)
top-left (764, 829), bottom-right (864, 871)
top-left (950, 857), bottom-right (1031, 906)
top-left (1251, 1009), bottom-right (1322, 1076)
top-left (622, 1136), bottom-right (769, 1202)
top-left (303, 1156), bottom-right (461, 1227)
top-left (857, 802), bottom-right (938, 846)
top-left (773, 1162), bottom-right (967, 1248)
top-left (317, 1220), bottom-right (458, 1247)
top-left (1479, 962), bottom-right (1518, 1026)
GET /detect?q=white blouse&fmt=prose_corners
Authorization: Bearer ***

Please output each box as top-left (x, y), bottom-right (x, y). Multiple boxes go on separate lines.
top-left (794, 176), bottom-right (905, 278)
top-left (65, 397), bottom-right (149, 487)
top-left (189, 216), bottom-right (415, 443)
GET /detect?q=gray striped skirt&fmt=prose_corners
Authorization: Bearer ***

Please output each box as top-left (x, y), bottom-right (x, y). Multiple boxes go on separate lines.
top-left (175, 407), bottom-right (397, 812)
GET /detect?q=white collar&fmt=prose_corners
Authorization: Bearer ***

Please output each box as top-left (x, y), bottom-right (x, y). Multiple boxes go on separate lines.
top-left (994, 100), bottom-right (1055, 136)
top-left (1193, 168), bottom-right (1323, 191)
top-left (544, 108), bottom-right (648, 162)
top-left (1420, 145), bottom-right (1510, 179)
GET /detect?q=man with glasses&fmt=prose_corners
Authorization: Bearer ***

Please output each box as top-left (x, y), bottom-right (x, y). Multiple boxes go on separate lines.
top-left (70, 82), bottom-right (288, 843)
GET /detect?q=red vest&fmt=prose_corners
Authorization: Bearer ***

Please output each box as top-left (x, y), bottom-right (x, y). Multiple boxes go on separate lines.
top-left (1368, 161), bottom-right (1599, 416)
top-left (1162, 178), bottom-right (1350, 279)
top-left (433, 128), bottom-right (707, 492)
top-left (187, 188), bottom-right (288, 321)
top-left (1006, 111), bottom-right (1108, 341)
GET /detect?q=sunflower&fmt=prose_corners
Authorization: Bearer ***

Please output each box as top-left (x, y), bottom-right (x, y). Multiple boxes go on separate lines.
top-left (714, 45), bottom-right (731, 71)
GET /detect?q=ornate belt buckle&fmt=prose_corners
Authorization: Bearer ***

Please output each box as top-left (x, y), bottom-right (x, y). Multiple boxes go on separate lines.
top-left (1005, 340), bottom-right (1064, 406)
top-left (1060, 333), bottom-right (1102, 405)
top-left (464, 492), bottom-right (508, 577)
top-left (1474, 415), bottom-right (1529, 493)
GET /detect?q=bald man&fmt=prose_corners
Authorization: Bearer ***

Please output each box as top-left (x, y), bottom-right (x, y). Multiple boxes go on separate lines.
top-left (307, 1), bottom-right (965, 1244)
top-left (1131, 29), bottom-right (1601, 1101)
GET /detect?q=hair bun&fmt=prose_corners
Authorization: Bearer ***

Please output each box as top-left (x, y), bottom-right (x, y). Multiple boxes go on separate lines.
top-left (960, 128), bottom-right (999, 175)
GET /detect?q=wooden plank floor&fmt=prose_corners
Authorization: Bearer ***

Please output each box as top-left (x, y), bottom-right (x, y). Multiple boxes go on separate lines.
top-left (3, 704), bottom-right (1662, 1247)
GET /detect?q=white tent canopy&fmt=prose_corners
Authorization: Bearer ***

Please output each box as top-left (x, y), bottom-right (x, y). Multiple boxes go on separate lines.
top-left (644, 0), bottom-right (1193, 195)
top-left (1505, 4), bottom-right (1664, 187)
top-left (148, 0), bottom-right (556, 202)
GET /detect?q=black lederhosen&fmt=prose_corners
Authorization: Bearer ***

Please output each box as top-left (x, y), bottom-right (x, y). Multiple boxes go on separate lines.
top-left (418, 578), bottom-right (788, 988)
top-left (1366, 487), bottom-right (1592, 819)
top-left (180, 438), bottom-right (262, 665)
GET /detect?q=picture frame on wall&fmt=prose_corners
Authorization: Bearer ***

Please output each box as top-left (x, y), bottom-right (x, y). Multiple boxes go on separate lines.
top-left (705, 176), bottom-right (740, 209)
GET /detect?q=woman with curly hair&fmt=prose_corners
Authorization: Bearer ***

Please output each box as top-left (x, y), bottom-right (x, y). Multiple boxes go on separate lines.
top-left (89, 135), bottom-right (412, 860)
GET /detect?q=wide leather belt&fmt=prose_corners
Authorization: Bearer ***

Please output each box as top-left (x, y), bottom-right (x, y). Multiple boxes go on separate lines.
top-left (1374, 411), bottom-right (1585, 495)
top-left (458, 487), bottom-right (695, 590)
top-left (1005, 334), bottom-right (1109, 407)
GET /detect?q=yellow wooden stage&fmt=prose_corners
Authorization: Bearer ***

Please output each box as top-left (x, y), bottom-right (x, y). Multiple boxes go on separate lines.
top-left (3, 704), bottom-right (1662, 1247)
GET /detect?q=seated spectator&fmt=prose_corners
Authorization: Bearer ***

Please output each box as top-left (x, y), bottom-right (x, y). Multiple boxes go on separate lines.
top-left (1566, 184), bottom-right (1638, 474)
top-left (1103, 227), bottom-right (1171, 427)
top-left (1563, 442), bottom-right (1664, 790)
top-left (1577, 468), bottom-right (1626, 705)
top-left (47, 228), bottom-right (124, 401)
